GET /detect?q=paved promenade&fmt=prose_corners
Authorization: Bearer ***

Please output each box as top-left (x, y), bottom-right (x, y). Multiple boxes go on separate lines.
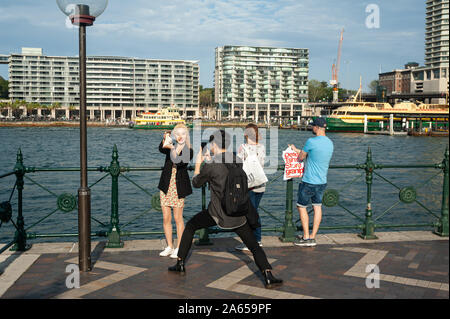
top-left (0, 231), bottom-right (448, 299)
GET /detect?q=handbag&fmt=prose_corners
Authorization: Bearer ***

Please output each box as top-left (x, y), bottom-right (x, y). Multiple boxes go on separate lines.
top-left (241, 144), bottom-right (268, 189)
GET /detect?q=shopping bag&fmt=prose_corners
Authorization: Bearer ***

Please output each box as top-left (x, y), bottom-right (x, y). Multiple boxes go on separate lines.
top-left (282, 146), bottom-right (304, 180)
top-left (241, 145), bottom-right (268, 188)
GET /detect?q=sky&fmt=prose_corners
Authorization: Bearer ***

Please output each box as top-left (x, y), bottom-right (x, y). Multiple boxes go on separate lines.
top-left (0, 0), bottom-right (426, 91)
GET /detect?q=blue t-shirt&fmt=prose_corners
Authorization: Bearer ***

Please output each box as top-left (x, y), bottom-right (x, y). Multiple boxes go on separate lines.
top-left (302, 136), bottom-right (334, 185)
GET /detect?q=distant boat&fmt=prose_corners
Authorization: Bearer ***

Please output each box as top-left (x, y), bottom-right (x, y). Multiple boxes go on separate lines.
top-left (129, 107), bottom-right (192, 129)
top-left (325, 101), bottom-right (449, 133)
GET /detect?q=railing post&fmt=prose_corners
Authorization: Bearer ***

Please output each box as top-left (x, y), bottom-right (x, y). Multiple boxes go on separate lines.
top-left (11, 149), bottom-right (31, 251)
top-left (280, 178), bottom-right (296, 242)
top-left (106, 145), bottom-right (123, 248)
top-left (359, 147), bottom-right (378, 239)
top-left (195, 184), bottom-right (212, 246)
top-left (434, 146), bottom-right (449, 237)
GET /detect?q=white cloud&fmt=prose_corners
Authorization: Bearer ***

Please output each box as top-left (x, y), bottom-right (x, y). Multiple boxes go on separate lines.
top-left (0, 0), bottom-right (426, 88)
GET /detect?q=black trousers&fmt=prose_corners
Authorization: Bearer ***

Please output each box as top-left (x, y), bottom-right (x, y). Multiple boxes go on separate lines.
top-left (177, 210), bottom-right (272, 272)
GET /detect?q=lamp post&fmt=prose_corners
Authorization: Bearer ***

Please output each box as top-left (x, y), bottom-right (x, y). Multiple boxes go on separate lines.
top-left (57, 0), bottom-right (108, 272)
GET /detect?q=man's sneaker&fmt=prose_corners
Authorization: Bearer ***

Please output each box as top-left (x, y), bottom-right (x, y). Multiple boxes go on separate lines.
top-left (159, 246), bottom-right (174, 257)
top-left (235, 243), bottom-right (249, 251)
top-left (306, 238), bottom-right (317, 247)
top-left (235, 242), bottom-right (262, 251)
top-left (170, 248), bottom-right (179, 259)
top-left (293, 237), bottom-right (310, 246)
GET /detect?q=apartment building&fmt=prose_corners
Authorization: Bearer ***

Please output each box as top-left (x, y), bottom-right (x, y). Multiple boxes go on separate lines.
top-left (7, 48), bottom-right (200, 119)
top-left (425, 0), bottom-right (449, 68)
top-left (214, 45), bottom-right (308, 122)
top-left (378, 1), bottom-right (449, 103)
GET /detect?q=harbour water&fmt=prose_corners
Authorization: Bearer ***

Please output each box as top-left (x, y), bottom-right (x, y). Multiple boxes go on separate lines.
top-left (0, 126), bottom-right (448, 243)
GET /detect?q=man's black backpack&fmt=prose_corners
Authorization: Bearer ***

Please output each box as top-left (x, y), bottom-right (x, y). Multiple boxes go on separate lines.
top-left (221, 162), bottom-right (249, 217)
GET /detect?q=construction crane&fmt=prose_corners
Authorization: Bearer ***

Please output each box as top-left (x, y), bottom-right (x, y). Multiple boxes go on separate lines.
top-left (330, 28), bottom-right (344, 103)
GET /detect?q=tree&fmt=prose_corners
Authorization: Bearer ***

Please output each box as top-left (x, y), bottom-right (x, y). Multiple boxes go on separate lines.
top-left (308, 80), bottom-right (334, 102)
top-left (368, 80), bottom-right (379, 93)
top-left (308, 80), bottom-right (324, 102)
top-left (49, 102), bottom-right (61, 110)
top-left (0, 76), bottom-right (8, 99)
top-left (199, 86), bottom-right (215, 118)
top-left (200, 88), bottom-right (214, 108)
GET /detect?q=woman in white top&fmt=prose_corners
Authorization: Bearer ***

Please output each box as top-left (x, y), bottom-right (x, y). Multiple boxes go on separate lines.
top-left (236, 123), bottom-right (265, 251)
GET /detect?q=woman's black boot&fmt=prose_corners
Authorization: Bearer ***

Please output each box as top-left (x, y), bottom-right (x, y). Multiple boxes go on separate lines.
top-left (263, 270), bottom-right (283, 288)
top-left (168, 258), bottom-right (186, 274)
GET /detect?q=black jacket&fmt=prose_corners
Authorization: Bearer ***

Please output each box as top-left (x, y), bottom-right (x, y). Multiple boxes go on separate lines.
top-left (192, 152), bottom-right (248, 229)
top-left (158, 141), bottom-right (193, 198)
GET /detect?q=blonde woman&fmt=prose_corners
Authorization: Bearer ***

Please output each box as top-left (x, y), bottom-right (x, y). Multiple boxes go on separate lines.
top-left (158, 124), bottom-right (193, 258)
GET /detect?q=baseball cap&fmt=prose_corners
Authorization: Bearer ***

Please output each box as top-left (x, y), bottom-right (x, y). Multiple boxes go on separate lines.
top-left (312, 117), bottom-right (327, 128)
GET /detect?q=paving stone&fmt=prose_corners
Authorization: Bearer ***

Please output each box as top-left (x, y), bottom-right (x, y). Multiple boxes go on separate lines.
top-left (0, 234), bottom-right (448, 299)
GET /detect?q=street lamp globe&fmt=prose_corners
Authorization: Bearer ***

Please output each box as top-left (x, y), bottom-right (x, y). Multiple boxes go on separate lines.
top-left (56, 0), bottom-right (108, 25)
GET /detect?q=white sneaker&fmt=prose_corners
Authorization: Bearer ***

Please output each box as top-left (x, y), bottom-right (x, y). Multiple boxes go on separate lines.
top-left (170, 248), bottom-right (179, 259)
top-left (159, 246), bottom-right (174, 257)
top-left (235, 243), bottom-right (249, 251)
top-left (235, 242), bottom-right (262, 251)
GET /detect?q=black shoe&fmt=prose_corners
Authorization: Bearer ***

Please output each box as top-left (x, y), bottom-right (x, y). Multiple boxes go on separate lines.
top-left (168, 259), bottom-right (186, 274)
top-left (263, 270), bottom-right (283, 289)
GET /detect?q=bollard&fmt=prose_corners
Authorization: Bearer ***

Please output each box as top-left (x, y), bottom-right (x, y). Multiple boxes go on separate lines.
top-left (195, 184), bottom-right (212, 246)
top-left (279, 178), bottom-right (296, 242)
top-left (106, 145), bottom-right (123, 248)
top-left (389, 114), bottom-right (394, 136)
top-left (11, 149), bottom-right (31, 251)
top-left (359, 147), bottom-right (378, 239)
top-left (364, 115), bottom-right (368, 134)
top-left (434, 146), bottom-right (449, 237)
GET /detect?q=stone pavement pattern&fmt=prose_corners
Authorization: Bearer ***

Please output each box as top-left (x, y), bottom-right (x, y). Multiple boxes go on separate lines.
top-left (0, 231), bottom-right (448, 299)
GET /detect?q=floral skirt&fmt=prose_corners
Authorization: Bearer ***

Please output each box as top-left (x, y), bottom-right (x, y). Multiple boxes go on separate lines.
top-left (160, 166), bottom-right (185, 208)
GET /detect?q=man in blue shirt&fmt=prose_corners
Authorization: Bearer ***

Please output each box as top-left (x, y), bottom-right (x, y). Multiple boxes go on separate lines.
top-left (289, 117), bottom-right (334, 247)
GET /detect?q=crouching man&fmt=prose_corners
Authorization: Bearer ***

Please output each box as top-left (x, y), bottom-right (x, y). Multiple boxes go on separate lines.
top-left (169, 130), bottom-right (283, 289)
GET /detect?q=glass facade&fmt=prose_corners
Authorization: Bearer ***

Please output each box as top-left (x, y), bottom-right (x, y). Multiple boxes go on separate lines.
top-left (215, 46), bottom-right (308, 104)
top-left (214, 45), bottom-right (309, 120)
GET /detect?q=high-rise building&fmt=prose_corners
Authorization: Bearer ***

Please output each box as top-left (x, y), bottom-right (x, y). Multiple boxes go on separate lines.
top-left (410, 0), bottom-right (449, 100)
top-left (425, 0), bottom-right (449, 68)
top-left (6, 48), bottom-right (199, 119)
top-left (214, 45), bottom-right (308, 122)
top-left (378, 1), bottom-right (449, 103)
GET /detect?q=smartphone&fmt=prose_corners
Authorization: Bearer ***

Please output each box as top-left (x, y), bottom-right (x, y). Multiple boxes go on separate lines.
top-left (163, 132), bottom-right (173, 147)
top-left (201, 142), bottom-right (209, 155)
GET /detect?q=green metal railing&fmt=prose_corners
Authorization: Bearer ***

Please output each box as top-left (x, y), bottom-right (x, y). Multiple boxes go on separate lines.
top-left (0, 145), bottom-right (448, 254)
